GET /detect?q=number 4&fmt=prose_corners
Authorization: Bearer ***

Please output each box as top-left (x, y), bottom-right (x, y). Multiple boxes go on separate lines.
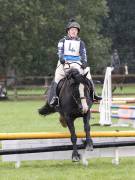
top-left (68, 43), bottom-right (75, 52)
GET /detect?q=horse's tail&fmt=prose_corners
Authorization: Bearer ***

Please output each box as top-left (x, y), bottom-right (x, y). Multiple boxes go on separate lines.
top-left (38, 102), bottom-right (55, 116)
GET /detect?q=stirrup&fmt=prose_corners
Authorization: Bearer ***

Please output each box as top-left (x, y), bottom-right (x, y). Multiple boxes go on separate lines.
top-left (50, 97), bottom-right (59, 107)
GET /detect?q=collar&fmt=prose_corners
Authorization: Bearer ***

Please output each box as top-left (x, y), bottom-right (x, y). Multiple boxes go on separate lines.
top-left (64, 36), bottom-right (80, 41)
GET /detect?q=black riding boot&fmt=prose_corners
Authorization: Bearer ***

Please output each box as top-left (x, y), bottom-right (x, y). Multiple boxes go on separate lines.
top-left (93, 93), bottom-right (102, 101)
top-left (49, 81), bottom-right (59, 107)
top-left (88, 79), bottom-right (102, 101)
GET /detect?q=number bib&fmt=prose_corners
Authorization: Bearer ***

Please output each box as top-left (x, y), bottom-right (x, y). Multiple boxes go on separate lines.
top-left (64, 40), bottom-right (80, 56)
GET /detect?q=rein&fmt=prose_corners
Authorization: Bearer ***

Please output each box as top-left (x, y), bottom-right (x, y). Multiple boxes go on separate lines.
top-left (61, 76), bottom-right (81, 106)
top-left (70, 82), bottom-right (87, 107)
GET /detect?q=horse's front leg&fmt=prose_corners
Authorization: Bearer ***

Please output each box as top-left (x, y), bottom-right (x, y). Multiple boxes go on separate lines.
top-left (66, 118), bottom-right (80, 162)
top-left (83, 112), bottom-right (93, 151)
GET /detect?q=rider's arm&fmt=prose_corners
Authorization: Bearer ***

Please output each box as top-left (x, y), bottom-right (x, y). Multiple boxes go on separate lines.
top-left (57, 38), bottom-right (65, 64)
top-left (80, 41), bottom-right (87, 68)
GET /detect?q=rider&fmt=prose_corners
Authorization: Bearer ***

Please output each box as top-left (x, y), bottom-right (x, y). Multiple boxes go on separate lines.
top-left (111, 49), bottom-right (120, 69)
top-left (49, 19), bottom-right (102, 107)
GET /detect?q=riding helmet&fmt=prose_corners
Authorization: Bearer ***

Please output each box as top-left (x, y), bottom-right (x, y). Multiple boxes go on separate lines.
top-left (66, 19), bottom-right (80, 32)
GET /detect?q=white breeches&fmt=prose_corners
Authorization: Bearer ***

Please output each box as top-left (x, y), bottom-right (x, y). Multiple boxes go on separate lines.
top-left (54, 61), bottom-right (92, 84)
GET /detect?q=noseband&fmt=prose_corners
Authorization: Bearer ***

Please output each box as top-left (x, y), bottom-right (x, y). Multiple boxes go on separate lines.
top-left (80, 96), bottom-right (86, 99)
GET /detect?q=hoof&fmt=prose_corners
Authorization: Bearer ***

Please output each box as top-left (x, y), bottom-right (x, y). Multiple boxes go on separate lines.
top-left (72, 153), bottom-right (81, 162)
top-left (86, 144), bottom-right (93, 151)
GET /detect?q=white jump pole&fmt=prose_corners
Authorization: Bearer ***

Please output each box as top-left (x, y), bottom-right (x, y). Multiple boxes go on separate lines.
top-left (99, 67), bottom-right (113, 125)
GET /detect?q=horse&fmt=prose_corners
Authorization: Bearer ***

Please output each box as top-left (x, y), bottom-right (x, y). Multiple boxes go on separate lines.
top-left (111, 63), bottom-right (128, 92)
top-left (39, 68), bottom-right (93, 162)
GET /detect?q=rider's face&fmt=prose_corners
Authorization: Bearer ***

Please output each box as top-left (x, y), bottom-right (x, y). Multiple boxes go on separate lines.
top-left (68, 28), bottom-right (78, 38)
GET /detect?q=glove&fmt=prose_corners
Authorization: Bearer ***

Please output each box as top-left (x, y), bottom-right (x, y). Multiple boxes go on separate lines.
top-left (60, 57), bottom-right (65, 64)
top-left (81, 61), bottom-right (87, 69)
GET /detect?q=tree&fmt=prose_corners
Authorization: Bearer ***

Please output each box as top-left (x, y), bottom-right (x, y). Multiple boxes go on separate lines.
top-left (102, 0), bottom-right (135, 72)
top-left (0, 0), bottom-right (111, 76)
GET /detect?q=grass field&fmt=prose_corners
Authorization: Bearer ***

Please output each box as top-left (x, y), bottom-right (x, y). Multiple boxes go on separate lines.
top-left (7, 84), bottom-right (135, 98)
top-left (0, 99), bottom-right (135, 180)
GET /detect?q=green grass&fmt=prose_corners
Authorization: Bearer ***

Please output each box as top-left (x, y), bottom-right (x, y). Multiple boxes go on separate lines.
top-left (0, 100), bottom-right (135, 179)
top-left (1, 158), bottom-right (135, 180)
top-left (0, 100), bottom-right (134, 132)
top-left (0, 100), bottom-right (64, 133)
top-left (7, 84), bottom-right (135, 99)
top-left (95, 84), bottom-right (135, 95)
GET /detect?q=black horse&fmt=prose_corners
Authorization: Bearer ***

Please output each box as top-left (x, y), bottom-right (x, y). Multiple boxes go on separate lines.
top-left (39, 68), bottom-right (93, 162)
top-left (112, 64), bottom-right (128, 92)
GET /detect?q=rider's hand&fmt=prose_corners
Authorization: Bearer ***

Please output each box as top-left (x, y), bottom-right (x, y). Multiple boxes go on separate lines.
top-left (81, 61), bottom-right (87, 69)
top-left (60, 58), bottom-right (65, 64)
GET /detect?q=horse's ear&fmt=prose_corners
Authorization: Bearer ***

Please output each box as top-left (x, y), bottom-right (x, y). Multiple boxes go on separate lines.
top-left (84, 72), bottom-right (88, 78)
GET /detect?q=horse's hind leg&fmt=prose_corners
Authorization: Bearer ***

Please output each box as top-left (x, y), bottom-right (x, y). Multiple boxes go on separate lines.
top-left (83, 113), bottom-right (93, 151)
top-left (66, 118), bottom-right (80, 162)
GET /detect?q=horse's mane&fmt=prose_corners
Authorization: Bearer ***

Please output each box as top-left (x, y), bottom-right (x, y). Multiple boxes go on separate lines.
top-left (66, 69), bottom-right (80, 79)
top-left (57, 68), bottom-right (90, 96)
